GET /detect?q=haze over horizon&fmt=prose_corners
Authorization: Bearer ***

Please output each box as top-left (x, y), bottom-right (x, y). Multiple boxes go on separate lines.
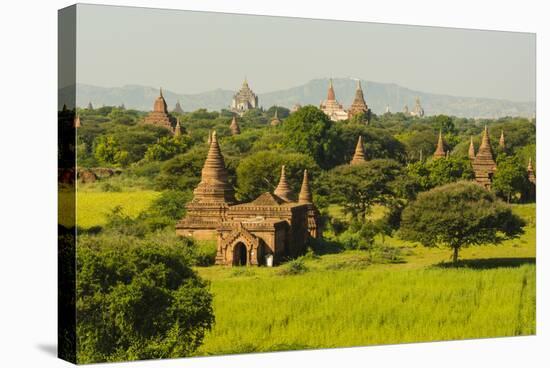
top-left (75, 4), bottom-right (535, 103)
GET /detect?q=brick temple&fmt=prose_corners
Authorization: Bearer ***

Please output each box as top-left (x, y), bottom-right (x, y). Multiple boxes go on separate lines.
top-left (176, 131), bottom-right (320, 266)
top-left (347, 81), bottom-right (371, 123)
top-left (143, 88), bottom-right (181, 135)
top-left (231, 78), bottom-right (258, 116)
top-left (320, 79), bottom-right (348, 121)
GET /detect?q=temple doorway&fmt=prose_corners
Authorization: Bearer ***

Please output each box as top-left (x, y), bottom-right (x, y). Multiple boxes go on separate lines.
top-left (233, 242), bottom-right (248, 266)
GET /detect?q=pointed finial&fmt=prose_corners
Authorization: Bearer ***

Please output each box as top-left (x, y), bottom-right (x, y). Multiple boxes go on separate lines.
top-left (274, 165), bottom-right (293, 202)
top-left (499, 129), bottom-right (505, 149)
top-left (174, 118), bottom-right (181, 136)
top-left (230, 115), bottom-right (240, 135)
top-left (350, 136), bottom-right (367, 165)
top-left (160, 87), bottom-right (163, 98)
top-left (298, 169), bottom-right (313, 204)
top-left (434, 129), bottom-right (446, 159)
top-left (327, 78), bottom-right (336, 101)
top-left (527, 157), bottom-right (533, 172)
top-left (356, 80), bottom-right (362, 90)
top-left (207, 130), bottom-right (212, 145)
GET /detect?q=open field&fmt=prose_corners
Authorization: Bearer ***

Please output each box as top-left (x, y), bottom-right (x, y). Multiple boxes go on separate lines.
top-left (195, 204), bottom-right (535, 355)
top-left (71, 190), bottom-right (536, 354)
top-left (74, 190), bottom-right (160, 228)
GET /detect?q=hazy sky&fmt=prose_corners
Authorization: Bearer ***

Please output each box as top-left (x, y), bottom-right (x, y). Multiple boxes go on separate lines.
top-left (76, 4), bottom-right (535, 102)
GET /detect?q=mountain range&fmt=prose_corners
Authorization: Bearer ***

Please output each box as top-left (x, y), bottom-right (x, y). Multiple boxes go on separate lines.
top-left (66, 78), bottom-right (535, 119)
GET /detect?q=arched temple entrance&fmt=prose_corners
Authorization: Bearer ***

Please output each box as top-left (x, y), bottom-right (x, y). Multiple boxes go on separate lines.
top-left (233, 242), bottom-right (248, 266)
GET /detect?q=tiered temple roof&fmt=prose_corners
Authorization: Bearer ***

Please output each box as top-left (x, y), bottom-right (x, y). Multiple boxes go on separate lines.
top-left (144, 88), bottom-right (177, 133)
top-left (472, 126), bottom-right (497, 189)
top-left (192, 131), bottom-right (235, 203)
top-left (350, 136), bottom-right (367, 165)
top-left (274, 165), bottom-right (294, 202)
top-left (433, 130), bottom-right (446, 159)
top-left (298, 169), bottom-right (313, 204)
top-left (230, 116), bottom-right (241, 135)
top-left (348, 81), bottom-right (369, 122)
top-left (320, 79), bottom-right (348, 122)
top-left (173, 100), bottom-right (184, 114)
top-left (231, 78), bottom-right (258, 115)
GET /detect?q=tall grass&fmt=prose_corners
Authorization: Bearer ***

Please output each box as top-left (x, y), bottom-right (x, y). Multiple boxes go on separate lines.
top-left (197, 264), bottom-right (535, 355)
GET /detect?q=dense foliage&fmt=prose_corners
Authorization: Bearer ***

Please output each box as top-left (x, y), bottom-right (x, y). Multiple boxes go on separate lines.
top-left (76, 235), bottom-right (214, 363)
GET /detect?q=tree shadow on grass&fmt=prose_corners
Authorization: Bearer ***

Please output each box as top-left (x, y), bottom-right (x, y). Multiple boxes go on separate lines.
top-left (435, 257), bottom-right (536, 270)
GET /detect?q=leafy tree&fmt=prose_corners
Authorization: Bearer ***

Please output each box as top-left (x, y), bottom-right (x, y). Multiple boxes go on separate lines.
top-left (318, 159), bottom-right (403, 222)
top-left (399, 181), bottom-right (525, 265)
top-left (426, 156), bottom-right (474, 187)
top-left (93, 135), bottom-right (129, 167)
top-left (236, 150), bottom-right (320, 201)
top-left (433, 114), bottom-right (456, 134)
top-left (144, 136), bottom-right (191, 162)
top-left (76, 236), bottom-right (214, 363)
top-left (155, 146), bottom-right (208, 191)
top-left (266, 105), bottom-right (290, 119)
top-left (281, 105), bottom-right (342, 169)
top-left (492, 154), bottom-right (530, 203)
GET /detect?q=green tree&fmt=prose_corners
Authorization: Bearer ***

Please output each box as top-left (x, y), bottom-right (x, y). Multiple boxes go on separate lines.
top-left (155, 146), bottom-right (208, 191)
top-left (318, 159), bottom-right (403, 222)
top-left (426, 156), bottom-right (474, 187)
top-left (492, 154), bottom-right (530, 203)
top-left (399, 181), bottom-right (525, 265)
top-left (144, 136), bottom-right (191, 162)
top-left (281, 105), bottom-right (341, 169)
top-left (76, 237), bottom-right (214, 363)
top-left (93, 135), bottom-right (129, 167)
top-left (236, 150), bottom-right (320, 201)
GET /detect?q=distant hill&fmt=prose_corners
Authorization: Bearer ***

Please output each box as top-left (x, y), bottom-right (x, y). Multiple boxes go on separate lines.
top-left (66, 78), bottom-right (535, 118)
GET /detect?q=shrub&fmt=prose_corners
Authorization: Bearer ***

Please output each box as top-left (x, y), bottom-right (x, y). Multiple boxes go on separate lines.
top-left (278, 258), bottom-right (308, 276)
top-left (76, 234), bottom-right (214, 363)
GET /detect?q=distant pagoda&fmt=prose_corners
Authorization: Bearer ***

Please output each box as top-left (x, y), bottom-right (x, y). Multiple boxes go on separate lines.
top-left (87, 101), bottom-right (93, 110)
top-left (350, 136), bottom-right (367, 165)
top-left (433, 130), bottom-right (446, 159)
top-left (320, 79), bottom-right (348, 122)
top-left (143, 88), bottom-right (177, 133)
top-left (499, 129), bottom-right (506, 150)
top-left (472, 126), bottom-right (497, 189)
top-left (270, 108), bottom-right (281, 126)
top-left (410, 97), bottom-right (425, 117)
top-left (231, 78), bottom-right (258, 116)
top-left (173, 100), bottom-right (184, 114)
top-left (230, 115), bottom-right (241, 135)
top-left (348, 80), bottom-right (370, 123)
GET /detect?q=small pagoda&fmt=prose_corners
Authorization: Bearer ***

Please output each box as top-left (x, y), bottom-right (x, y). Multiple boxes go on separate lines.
top-left (173, 100), bottom-right (184, 114)
top-left (270, 108), bottom-right (281, 126)
top-left (433, 130), bottom-right (446, 159)
top-left (472, 126), bottom-right (497, 189)
top-left (143, 88), bottom-right (177, 133)
top-left (348, 81), bottom-right (370, 123)
top-left (350, 136), bottom-right (367, 165)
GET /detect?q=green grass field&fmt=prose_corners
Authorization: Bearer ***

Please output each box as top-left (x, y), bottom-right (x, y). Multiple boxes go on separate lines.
top-left (74, 190), bottom-right (160, 228)
top-left (71, 190), bottom-right (535, 354)
top-left (195, 204), bottom-right (536, 355)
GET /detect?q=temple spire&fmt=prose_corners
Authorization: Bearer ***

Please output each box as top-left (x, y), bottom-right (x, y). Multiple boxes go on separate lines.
top-left (327, 78), bottom-right (336, 101)
top-left (207, 130), bottom-right (212, 145)
top-left (274, 165), bottom-right (293, 202)
top-left (298, 169), bottom-right (313, 204)
top-left (160, 87), bottom-right (163, 98)
top-left (499, 129), bottom-right (506, 149)
top-left (193, 131), bottom-right (235, 203)
top-left (527, 157), bottom-right (534, 172)
top-left (270, 107), bottom-right (281, 126)
top-left (174, 118), bottom-right (181, 137)
top-left (468, 136), bottom-right (476, 160)
top-left (434, 130), bottom-right (446, 159)
top-left (230, 115), bottom-right (241, 135)
top-left (350, 136), bottom-right (367, 165)
top-left (478, 125), bottom-right (494, 158)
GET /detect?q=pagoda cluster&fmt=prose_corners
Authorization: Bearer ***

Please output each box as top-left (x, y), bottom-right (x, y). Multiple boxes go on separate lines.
top-left (320, 79), bottom-right (371, 123)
